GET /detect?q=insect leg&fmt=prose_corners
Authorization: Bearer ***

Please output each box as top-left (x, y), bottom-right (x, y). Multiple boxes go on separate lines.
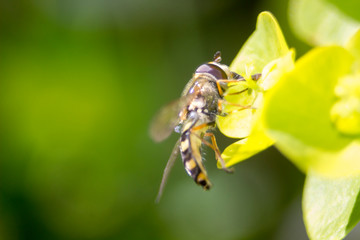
top-left (215, 79), bottom-right (245, 97)
top-left (216, 73), bottom-right (262, 96)
top-left (189, 122), bottom-right (232, 172)
top-left (204, 132), bottom-right (233, 173)
top-left (217, 99), bottom-right (254, 115)
top-left (224, 87), bottom-right (249, 96)
top-left (191, 122), bottom-right (215, 131)
top-left (191, 131), bottom-right (233, 173)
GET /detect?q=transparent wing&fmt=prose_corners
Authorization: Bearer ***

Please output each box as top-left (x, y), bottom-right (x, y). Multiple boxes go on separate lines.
top-left (155, 139), bottom-right (180, 203)
top-left (149, 94), bottom-right (193, 142)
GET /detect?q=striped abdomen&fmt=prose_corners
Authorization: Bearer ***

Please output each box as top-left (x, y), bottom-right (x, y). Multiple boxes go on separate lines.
top-left (180, 127), bottom-right (212, 190)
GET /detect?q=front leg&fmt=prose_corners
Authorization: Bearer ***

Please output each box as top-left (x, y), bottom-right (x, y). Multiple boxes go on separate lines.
top-left (217, 99), bottom-right (254, 117)
top-left (215, 73), bottom-right (262, 97)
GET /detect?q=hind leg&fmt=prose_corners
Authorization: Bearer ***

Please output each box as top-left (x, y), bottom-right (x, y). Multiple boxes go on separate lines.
top-left (191, 126), bottom-right (233, 173)
top-left (203, 132), bottom-right (233, 173)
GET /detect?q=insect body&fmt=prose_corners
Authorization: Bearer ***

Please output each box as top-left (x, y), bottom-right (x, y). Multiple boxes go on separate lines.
top-left (150, 51), bottom-right (260, 201)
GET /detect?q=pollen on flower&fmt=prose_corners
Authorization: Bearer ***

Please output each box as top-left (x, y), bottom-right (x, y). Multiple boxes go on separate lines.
top-left (331, 74), bottom-right (360, 136)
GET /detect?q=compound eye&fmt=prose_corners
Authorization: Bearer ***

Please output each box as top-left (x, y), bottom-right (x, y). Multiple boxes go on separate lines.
top-left (195, 64), bottom-right (228, 80)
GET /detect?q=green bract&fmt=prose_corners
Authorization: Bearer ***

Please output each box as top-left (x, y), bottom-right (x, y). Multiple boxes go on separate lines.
top-left (262, 44), bottom-right (360, 240)
top-left (217, 11), bottom-right (293, 167)
top-left (289, 0), bottom-right (360, 46)
top-left (304, 172), bottom-right (360, 240)
top-left (230, 12), bottom-right (289, 76)
top-left (286, 3), bottom-right (360, 239)
top-left (263, 46), bottom-right (360, 177)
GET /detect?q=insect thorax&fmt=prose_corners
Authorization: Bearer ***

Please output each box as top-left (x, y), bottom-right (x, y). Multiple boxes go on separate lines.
top-left (186, 75), bottom-right (221, 120)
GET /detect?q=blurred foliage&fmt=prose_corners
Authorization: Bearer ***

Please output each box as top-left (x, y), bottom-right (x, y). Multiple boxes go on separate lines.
top-left (303, 172), bottom-right (360, 240)
top-left (2, 0), bottom-right (360, 240)
top-left (289, 0), bottom-right (360, 46)
top-left (260, 0), bottom-right (360, 239)
top-left (264, 46), bottom-right (356, 176)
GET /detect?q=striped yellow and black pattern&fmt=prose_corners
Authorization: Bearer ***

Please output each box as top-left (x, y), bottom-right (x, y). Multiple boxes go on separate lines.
top-left (179, 117), bottom-right (212, 189)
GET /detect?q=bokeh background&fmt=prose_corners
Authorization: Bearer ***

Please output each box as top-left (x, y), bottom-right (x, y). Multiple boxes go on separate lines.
top-left (0, 0), bottom-right (359, 240)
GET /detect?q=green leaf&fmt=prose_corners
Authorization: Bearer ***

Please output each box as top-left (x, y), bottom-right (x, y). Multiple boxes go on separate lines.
top-left (263, 46), bottom-right (360, 176)
top-left (289, 0), bottom-right (360, 46)
top-left (230, 11), bottom-right (289, 76)
top-left (303, 172), bottom-right (360, 240)
top-left (217, 12), bottom-right (292, 166)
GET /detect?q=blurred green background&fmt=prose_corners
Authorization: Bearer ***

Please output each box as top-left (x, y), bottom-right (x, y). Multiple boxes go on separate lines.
top-left (1, 0), bottom-right (357, 240)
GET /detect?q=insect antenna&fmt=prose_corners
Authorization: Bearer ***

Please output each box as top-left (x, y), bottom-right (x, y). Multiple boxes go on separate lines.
top-left (213, 51), bottom-right (222, 62)
top-left (155, 139), bottom-right (181, 203)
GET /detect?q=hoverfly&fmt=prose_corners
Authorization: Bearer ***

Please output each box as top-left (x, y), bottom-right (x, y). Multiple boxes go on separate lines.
top-left (150, 51), bottom-right (261, 202)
